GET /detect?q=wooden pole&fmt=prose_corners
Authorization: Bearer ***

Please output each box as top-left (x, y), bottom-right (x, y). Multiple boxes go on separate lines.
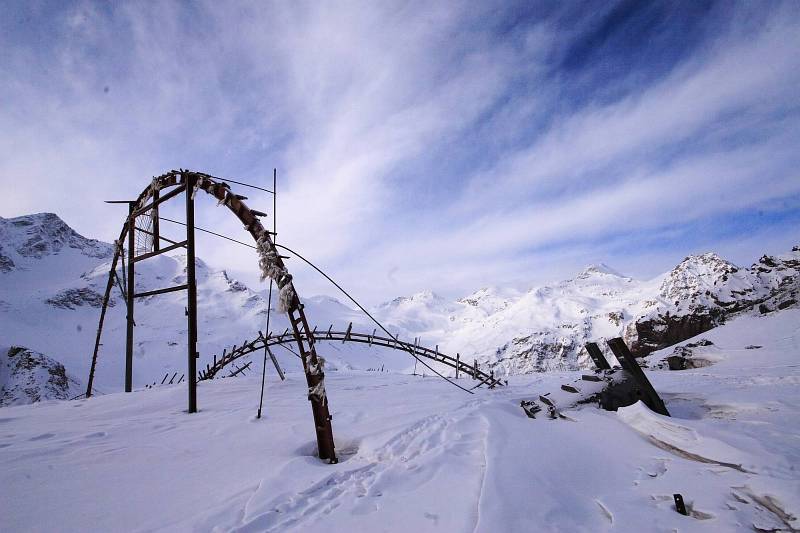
top-left (125, 203), bottom-right (135, 392)
top-left (152, 187), bottom-right (160, 252)
top-left (185, 174), bottom-right (198, 413)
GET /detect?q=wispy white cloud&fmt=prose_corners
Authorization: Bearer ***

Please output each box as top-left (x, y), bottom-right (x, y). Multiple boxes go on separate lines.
top-left (0, 1), bottom-right (798, 305)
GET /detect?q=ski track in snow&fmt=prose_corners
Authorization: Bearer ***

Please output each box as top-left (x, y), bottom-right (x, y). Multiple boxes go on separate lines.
top-left (1, 310), bottom-right (799, 531)
top-left (233, 398), bottom-right (491, 532)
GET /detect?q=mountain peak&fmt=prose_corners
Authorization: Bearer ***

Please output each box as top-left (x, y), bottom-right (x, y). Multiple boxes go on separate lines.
top-left (676, 252), bottom-right (735, 269)
top-left (376, 289), bottom-right (446, 311)
top-left (410, 289), bottom-right (442, 301)
top-left (576, 263), bottom-right (626, 279)
top-left (658, 252), bottom-right (745, 303)
top-left (0, 212), bottom-right (113, 265)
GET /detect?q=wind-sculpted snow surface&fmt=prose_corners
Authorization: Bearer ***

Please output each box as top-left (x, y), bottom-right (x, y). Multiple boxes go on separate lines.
top-left (1, 309), bottom-right (799, 531)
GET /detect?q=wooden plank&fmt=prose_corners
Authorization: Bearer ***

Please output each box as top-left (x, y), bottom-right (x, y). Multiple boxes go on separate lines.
top-left (132, 240), bottom-right (187, 263)
top-left (606, 337), bottom-right (670, 416)
top-left (131, 183), bottom-right (186, 217)
top-left (585, 342), bottom-right (611, 370)
top-left (267, 346), bottom-right (285, 381)
top-left (133, 284), bottom-right (188, 298)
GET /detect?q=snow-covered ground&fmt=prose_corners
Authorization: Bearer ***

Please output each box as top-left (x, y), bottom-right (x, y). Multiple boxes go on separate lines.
top-left (2, 309), bottom-right (798, 532)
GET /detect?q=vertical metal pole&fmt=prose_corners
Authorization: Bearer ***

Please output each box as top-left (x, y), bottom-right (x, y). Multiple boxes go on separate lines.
top-left (125, 203), bottom-right (135, 392)
top-left (185, 174), bottom-right (198, 413)
top-left (257, 169), bottom-right (277, 419)
top-left (152, 188), bottom-right (160, 252)
top-left (455, 353), bottom-right (460, 379)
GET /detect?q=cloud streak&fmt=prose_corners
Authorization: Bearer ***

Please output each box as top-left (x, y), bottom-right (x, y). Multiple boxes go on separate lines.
top-left (1, 0), bottom-right (798, 304)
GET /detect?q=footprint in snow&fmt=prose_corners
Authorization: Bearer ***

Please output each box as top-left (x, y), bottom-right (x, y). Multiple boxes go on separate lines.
top-left (424, 512), bottom-right (439, 525)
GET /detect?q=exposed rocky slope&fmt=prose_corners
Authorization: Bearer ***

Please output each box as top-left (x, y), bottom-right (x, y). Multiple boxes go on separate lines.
top-left (626, 249), bottom-right (800, 356)
top-left (0, 345), bottom-right (83, 406)
top-left (375, 248), bottom-right (800, 376)
top-left (0, 212), bottom-right (112, 267)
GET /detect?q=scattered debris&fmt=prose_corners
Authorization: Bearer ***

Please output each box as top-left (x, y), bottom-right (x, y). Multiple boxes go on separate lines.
top-left (520, 400), bottom-right (541, 419)
top-left (674, 494), bottom-right (688, 516)
top-left (686, 339), bottom-right (714, 348)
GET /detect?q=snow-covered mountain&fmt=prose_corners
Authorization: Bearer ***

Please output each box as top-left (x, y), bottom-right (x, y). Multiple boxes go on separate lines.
top-left (1, 212), bottom-right (798, 405)
top-left (375, 249), bottom-right (799, 376)
top-left (0, 213), bottom-right (401, 404)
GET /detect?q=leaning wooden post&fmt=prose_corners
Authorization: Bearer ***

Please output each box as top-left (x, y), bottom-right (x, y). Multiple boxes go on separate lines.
top-left (86, 236), bottom-right (124, 398)
top-left (473, 359), bottom-right (478, 379)
top-left (455, 353), bottom-right (460, 379)
top-left (412, 337), bottom-right (418, 375)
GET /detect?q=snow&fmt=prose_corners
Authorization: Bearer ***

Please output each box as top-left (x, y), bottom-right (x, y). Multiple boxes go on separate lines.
top-left (1, 309), bottom-right (799, 531)
top-left (2, 212), bottom-right (799, 530)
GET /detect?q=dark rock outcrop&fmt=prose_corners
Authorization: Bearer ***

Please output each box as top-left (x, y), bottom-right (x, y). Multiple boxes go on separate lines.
top-left (626, 247), bottom-right (799, 357)
top-left (45, 288), bottom-right (114, 310)
top-left (0, 346), bottom-right (82, 406)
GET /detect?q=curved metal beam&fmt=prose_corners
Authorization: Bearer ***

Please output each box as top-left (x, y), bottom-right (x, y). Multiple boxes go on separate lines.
top-left (199, 328), bottom-right (504, 389)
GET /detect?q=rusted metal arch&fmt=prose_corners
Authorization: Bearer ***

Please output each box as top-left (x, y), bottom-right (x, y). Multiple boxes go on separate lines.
top-left (87, 169), bottom-right (338, 462)
top-left (199, 328), bottom-right (505, 388)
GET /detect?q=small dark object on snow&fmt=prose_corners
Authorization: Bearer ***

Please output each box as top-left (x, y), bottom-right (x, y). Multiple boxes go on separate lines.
top-left (745, 345), bottom-right (762, 350)
top-left (561, 384), bottom-right (580, 393)
top-left (581, 374), bottom-right (602, 382)
top-left (759, 303), bottom-right (771, 314)
top-left (520, 400), bottom-right (541, 419)
top-left (674, 494), bottom-right (688, 516)
top-left (685, 339), bottom-right (713, 348)
top-left (667, 355), bottom-right (687, 371)
top-left (538, 395), bottom-right (561, 419)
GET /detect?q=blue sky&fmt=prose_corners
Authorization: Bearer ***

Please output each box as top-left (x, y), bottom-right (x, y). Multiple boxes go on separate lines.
top-left (1, 1), bottom-right (799, 304)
